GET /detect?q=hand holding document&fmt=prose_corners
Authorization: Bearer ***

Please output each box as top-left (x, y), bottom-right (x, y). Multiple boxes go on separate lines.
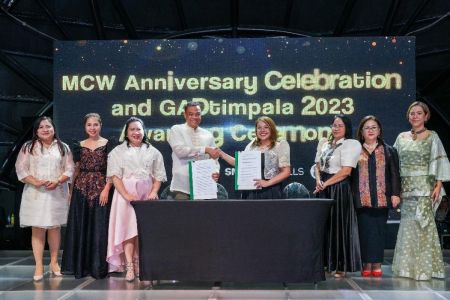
top-left (189, 159), bottom-right (218, 200)
top-left (235, 150), bottom-right (262, 190)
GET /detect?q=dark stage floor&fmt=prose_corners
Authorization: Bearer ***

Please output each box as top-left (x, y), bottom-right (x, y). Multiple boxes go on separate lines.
top-left (1, 250), bottom-right (450, 299)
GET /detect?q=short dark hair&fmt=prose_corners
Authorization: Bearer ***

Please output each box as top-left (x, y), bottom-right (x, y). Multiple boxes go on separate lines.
top-left (184, 101), bottom-right (201, 112)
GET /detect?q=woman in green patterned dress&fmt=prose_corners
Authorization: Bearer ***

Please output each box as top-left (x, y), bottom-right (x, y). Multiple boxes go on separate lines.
top-left (392, 101), bottom-right (450, 280)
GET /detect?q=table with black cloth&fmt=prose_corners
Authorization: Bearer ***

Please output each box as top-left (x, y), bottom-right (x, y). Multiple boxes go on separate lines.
top-left (132, 198), bottom-right (334, 283)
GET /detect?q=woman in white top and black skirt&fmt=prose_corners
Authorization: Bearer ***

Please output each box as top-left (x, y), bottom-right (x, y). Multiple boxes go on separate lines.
top-left (314, 114), bottom-right (362, 277)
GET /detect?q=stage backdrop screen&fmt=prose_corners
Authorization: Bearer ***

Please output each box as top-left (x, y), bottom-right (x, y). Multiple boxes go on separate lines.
top-left (54, 37), bottom-right (415, 198)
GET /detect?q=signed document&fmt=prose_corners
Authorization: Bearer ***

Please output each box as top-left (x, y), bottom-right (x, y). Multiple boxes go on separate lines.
top-left (235, 151), bottom-right (262, 190)
top-left (189, 159), bottom-right (218, 200)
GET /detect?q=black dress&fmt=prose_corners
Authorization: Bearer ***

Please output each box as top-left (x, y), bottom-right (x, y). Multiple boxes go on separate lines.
top-left (61, 142), bottom-right (112, 279)
top-left (351, 143), bottom-right (401, 263)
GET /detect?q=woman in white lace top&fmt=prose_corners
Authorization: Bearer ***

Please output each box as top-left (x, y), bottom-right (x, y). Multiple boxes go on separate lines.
top-left (220, 116), bottom-right (291, 199)
top-left (15, 116), bottom-right (74, 281)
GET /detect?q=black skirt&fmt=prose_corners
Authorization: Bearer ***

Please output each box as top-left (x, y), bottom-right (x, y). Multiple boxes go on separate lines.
top-left (318, 173), bottom-right (361, 272)
top-left (61, 188), bottom-right (112, 279)
top-left (241, 182), bottom-right (283, 199)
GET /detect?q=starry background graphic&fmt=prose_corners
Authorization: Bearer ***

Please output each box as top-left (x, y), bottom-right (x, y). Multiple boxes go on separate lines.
top-left (54, 37), bottom-right (415, 197)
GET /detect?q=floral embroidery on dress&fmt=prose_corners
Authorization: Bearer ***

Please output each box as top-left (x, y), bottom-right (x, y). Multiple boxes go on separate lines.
top-left (74, 145), bottom-right (108, 207)
top-left (374, 147), bottom-right (387, 207)
top-left (358, 146), bottom-right (387, 207)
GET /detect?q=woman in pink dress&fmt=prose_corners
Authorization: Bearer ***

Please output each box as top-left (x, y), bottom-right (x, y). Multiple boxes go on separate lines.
top-left (106, 117), bottom-right (166, 281)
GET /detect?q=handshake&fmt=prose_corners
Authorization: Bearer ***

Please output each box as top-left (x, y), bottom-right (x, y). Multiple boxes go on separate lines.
top-left (205, 147), bottom-right (222, 159)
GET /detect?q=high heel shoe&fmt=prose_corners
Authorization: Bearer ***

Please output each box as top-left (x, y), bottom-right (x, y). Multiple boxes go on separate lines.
top-left (33, 274), bottom-right (43, 281)
top-left (33, 266), bottom-right (44, 281)
top-left (125, 262), bottom-right (135, 282)
top-left (49, 264), bottom-right (62, 276)
top-left (371, 269), bottom-right (383, 277)
top-left (361, 263), bottom-right (372, 277)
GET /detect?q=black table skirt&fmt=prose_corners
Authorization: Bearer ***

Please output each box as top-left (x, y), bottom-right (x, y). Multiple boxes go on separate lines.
top-left (132, 199), bottom-right (334, 283)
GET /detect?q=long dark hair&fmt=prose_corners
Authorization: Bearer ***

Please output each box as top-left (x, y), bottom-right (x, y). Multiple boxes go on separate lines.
top-left (329, 114), bottom-right (353, 142)
top-left (124, 117), bottom-right (150, 148)
top-left (356, 115), bottom-right (385, 144)
top-left (22, 116), bottom-right (68, 156)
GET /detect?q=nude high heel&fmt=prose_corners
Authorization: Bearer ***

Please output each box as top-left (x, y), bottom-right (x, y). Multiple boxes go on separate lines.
top-left (33, 274), bottom-right (43, 281)
top-left (33, 266), bottom-right (44, 281)
top-left (49, 263), bottom-right (62, 276)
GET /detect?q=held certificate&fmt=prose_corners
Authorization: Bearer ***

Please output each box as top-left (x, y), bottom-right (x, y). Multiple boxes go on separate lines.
top-left (188, 159), bottom-right (218, 200)
top-left (235, 151), bottom-right (262, 190)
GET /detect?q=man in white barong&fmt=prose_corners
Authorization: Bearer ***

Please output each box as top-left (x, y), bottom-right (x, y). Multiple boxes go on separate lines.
top-left (168, 101), bottom-right (220, 199)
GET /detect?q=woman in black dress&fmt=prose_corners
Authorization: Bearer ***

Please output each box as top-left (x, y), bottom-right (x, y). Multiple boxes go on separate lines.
top-left (61, 113), bottom-right (113, 279)
top-left (352, 115), bottom-right (401, 277)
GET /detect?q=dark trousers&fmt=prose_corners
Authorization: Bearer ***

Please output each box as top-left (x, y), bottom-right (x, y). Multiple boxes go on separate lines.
top-left (173, 191), bottom-right (190, 200)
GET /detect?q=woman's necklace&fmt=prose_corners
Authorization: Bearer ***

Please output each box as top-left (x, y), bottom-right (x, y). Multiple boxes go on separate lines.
top-left (411, 127), bottom-right (427, 140)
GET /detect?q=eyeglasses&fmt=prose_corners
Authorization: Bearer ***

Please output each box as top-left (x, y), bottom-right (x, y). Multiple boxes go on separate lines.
top-left (331, 124), bottom-right (345, 129)
top-left (363, 126), bottom-right (379, 131)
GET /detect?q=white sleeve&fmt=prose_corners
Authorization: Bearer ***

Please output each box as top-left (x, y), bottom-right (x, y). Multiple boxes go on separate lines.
top-left (314, 138), bottom-right (328, 163)
top-left (107, 146), bottom-right (123, 179)
top-left (340, 139), bottom-right (362, 168)
top-left (15, 144), bottom-right (31, 182)
top-left (152, 150), bottom-right (167, 182)
top-left (61, 146), bottom-right (75, 178)
top-left (277, 140), bottom-right (291, 168)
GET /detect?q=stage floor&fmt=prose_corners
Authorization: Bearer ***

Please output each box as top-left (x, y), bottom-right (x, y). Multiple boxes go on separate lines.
top-left (1, 250), bottom-right (450, 299)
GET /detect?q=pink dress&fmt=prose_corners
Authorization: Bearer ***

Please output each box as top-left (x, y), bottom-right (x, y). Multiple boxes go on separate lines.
top-left (106, 142), bottom-right (167, 272)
